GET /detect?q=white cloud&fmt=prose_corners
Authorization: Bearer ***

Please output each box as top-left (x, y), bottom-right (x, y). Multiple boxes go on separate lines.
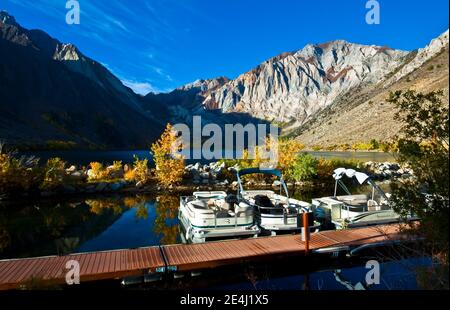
top-left (121, 79), bottom-right (157, 95)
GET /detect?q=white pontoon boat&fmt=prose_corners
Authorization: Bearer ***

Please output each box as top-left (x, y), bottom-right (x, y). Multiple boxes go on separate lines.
top-left (179, 191), bottom-right (260, 243)
top-left (236, 168), bottom-right (320, 234)
top-left (312, 168), bottom-right (403, 229)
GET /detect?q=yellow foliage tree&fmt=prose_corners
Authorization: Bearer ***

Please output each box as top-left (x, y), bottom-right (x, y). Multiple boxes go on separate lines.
top-left (151, 123), bottom-right (185, 187)
top-left (42, 157), bottom-right (67, 189)
top-left (260, 138), bottom-right (304, 180)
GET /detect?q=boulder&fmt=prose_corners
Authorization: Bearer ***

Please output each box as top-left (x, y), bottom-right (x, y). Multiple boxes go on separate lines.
top-left (66, 165), bottom-right (77, 173)
top-left (193, 162), bottom-right (201, 171)
top-left (69, 171), bottom-right (86, 181)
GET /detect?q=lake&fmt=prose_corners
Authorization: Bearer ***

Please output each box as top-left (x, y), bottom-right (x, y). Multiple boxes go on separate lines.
top-left (0, 186), bottom-right (431, 290)
top-left (19, 149), bottom-right (396, 166)
top-left (0, 193), bottom-right (181, 259)
top-left (1, 182), bottom-right (386, 259)
top-left (214, 257), bottom-right (432, 290)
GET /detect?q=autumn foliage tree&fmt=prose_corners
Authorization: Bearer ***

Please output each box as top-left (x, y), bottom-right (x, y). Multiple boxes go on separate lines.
top-left (151, 123), bottom-right (185, 188)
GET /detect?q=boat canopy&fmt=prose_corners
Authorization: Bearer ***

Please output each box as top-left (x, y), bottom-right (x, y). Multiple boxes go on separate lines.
top-left (333, 168), bottom-right (369, 185)
top-left (332, 168), bottom-right (388, 200)
top-left (236, 168), bottom-right (289, 199)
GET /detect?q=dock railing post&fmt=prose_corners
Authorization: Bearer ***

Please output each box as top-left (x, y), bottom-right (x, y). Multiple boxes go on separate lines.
top-left (301, 212), bottom-right (310, 255)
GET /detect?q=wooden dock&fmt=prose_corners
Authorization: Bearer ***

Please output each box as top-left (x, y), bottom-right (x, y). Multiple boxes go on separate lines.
top-left (0, 224), bottom-right (408, 290)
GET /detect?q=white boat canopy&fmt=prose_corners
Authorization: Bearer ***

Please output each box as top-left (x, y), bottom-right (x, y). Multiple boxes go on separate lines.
top-left (333, 168), bottom-right (370, 185)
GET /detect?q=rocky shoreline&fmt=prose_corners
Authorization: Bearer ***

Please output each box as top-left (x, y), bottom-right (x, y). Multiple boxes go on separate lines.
top-left (27, 160), bottom-right (415, 199)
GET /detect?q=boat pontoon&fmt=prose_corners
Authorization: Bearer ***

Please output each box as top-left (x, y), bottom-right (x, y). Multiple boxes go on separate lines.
top-left (179, 191), bottom-right (260, 243)
top-left (312, 168), bottom-right (403, 229)
top-left (236, 168), bottom-right (320, 234)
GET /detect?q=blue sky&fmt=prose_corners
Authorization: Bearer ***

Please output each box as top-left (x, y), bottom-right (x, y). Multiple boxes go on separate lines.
top-left (1, 0), bottom-right (448, 94)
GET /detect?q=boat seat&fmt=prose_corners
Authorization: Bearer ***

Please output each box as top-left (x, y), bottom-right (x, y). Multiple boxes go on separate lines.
top-left (235, 202), bottom-right (251, 214)
top-left (243, 190), bottom-right (275, 199)
top-left (187, 201), bottom-right (215, 215)
top-left (336, 195), bottom-right (368, 207)
top-left (254, 195), bottom-right (275, 208)
top-left (189, 200), bottom-right (208, 209)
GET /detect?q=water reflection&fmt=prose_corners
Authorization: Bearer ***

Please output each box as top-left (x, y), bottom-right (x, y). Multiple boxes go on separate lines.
top-left (214, 257), bottom-right (432, 290)
top-left (154, 195), bottom-right (180, 245)
top-left (0, 193), bottom-right (182, 259)
top-left (0, 179), bottom-right (389, 259)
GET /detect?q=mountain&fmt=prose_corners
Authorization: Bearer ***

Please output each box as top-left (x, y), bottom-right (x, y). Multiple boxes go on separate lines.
top-left (197, 41), bottom-right (408, 125)
top-left (143, 77), bottom-right (230, 117)
top-left (1, 11), bottom-right (447, 150)
top-left (291, 30), bottom-right (449, 148)
top-left (0, 11), bottom-right (163, 149)
top-left (162, 29), bottom-right (448, 147)
top-left (142, 76), bottom-right (270, 140)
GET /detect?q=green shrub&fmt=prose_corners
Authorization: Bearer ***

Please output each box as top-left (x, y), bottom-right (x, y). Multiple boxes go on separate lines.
top-left (369, 139), bottom-right (380, 150)
top-left (289, 153), bottom-right (318, 182)
top-left (317, 158), bottom-right (360, 179)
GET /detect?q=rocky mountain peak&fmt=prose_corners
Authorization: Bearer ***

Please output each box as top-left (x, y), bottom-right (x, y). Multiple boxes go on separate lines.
top-left (388, 29), bottom-right (449, 83)
top-left (53, 43), bottom-right (82, 61)
top-left (0, 11), bottom-right (18, 27)
top-left (176, 76), bottom-right (230, 93)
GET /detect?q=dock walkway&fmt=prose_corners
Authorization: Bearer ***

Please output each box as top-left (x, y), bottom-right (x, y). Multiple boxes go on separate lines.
top-left (0, 224), bottom-right (406, 290)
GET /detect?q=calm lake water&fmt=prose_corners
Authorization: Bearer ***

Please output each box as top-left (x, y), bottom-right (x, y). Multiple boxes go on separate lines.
top-left (0, 193), bottom-right (181, 259)
top-left (215, 257), bottom-right (432, 290)
top-left (19, 150), bottom-right (395, 166)
top-left (0, 185), bottom-right (432, 290)
top-left (0, 182), bottom-right (386, 259)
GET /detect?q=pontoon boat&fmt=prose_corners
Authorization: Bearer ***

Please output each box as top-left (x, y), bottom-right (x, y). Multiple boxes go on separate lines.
top-left (179, 191), bottom-right (260, 243)
top-left (312, 168), bottom-right (403, 229)
top-left (236, 168), bottom-right (319, 234)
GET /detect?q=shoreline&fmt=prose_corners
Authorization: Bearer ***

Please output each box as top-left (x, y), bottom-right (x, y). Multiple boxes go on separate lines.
top-left (0, 159), bottom-right (411, 204)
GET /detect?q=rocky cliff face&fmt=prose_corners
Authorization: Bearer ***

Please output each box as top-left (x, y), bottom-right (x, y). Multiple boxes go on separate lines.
top-left (387, 30), bottom-right (449, 83)
top-left (291, 30), bottom-right (449, 147)
top-left (199, 40), bottom-right (409, 124)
